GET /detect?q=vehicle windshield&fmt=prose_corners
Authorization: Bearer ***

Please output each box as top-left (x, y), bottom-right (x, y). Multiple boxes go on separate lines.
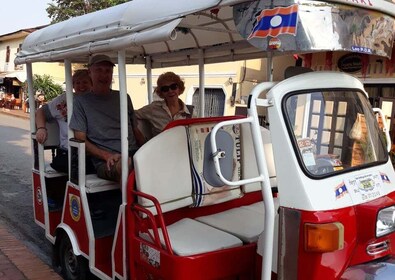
top-left (284, 90), bottom-right (388, 177)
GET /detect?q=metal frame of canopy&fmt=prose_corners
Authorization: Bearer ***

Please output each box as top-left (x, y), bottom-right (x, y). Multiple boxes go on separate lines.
top-left (15, 0), bottom-right (395, 115)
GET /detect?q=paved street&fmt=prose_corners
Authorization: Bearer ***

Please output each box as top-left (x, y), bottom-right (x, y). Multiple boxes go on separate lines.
top-left (0, 111), bottom-right (60, 278)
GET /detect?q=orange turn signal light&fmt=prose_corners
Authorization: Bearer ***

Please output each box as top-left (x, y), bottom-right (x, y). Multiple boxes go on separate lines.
top-left (304, 222), bottom-right (344, 252)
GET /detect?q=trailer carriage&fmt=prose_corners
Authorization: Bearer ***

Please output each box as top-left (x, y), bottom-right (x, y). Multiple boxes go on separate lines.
top-left (16, 0), bottom-right (395, 279)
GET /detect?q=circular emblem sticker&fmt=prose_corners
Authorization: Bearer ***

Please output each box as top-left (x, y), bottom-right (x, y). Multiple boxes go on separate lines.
top-left (269, 37), bottom-right (281, 50)
top-left (69, 195), bottom-right (81, 222)
top-left (36, 187), bottom-right (42, 205)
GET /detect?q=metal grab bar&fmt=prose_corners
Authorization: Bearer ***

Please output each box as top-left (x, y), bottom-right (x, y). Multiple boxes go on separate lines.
top-left (211, 81), bottom-right (277, 280)
top-left (373, 107), bottom-right (392, 152)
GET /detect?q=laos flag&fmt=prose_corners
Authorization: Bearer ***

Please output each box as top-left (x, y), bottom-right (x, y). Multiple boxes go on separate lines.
top-left (248, 4), bottom-right (298, 39)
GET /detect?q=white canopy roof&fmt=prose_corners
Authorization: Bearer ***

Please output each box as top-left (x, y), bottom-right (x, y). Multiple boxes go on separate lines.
top-left (15, 0), bottom-right (395, 67)
top-left (15, 0), bottom-right (263, 67)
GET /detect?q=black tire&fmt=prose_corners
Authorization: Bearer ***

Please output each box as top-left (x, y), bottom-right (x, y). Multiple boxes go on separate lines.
top-left (59, 235), bottom-right (89, 280)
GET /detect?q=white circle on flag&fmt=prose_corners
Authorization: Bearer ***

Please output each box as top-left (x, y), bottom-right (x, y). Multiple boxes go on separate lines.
top-left (270, 16), bottom-right (282, 28)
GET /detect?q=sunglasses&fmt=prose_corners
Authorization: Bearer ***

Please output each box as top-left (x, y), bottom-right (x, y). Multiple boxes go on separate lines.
top-left (160, 83), bottom-right (178, 92)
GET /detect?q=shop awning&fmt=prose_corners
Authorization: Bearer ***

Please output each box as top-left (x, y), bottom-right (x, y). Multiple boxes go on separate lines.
top-left (0, 71), bottom-right (27, 83)
top-left (7, 72), bottom-right (26, 82)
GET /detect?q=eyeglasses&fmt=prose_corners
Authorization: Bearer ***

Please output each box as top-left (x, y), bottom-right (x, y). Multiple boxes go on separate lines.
top-left (160, 83), bottom-right (178, 92)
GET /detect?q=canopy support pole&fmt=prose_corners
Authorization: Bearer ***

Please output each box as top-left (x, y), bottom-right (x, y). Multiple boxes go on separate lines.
top-left (118, 50), bottom-right (128, 198)
top-left (199, 49), bottom-right (205, 117)
top-left (146, 56), bottom-right (153, 104)
top-left (64, 60), bottom-right (73, 139)
top-left (26, 63), bottom-right (35, 133)
top-left (117, 50), bottom-right (129, 279)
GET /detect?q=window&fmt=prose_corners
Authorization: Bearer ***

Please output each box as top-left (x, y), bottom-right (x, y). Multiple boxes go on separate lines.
top-left (364, 84), bottom-right (395, 142)
top-left (14, 44), bottom-right (23, 70)
top-left (192, 88), bottom-right (225, 117)
top-left (6, 46), bottom-right (10, 63)
top-left (284, 90), bottom-right (387, 177)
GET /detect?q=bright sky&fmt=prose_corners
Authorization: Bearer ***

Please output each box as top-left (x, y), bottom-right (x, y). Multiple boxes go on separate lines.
top-left (0, 0), bottom-right (51, 35)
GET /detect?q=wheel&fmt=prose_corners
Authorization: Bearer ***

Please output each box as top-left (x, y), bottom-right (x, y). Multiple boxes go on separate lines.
top-left (59, 235), bottom-right (89, 280)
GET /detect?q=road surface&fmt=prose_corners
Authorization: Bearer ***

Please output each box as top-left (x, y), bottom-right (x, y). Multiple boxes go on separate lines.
top-left (0, 113), bottom-right (53, 268)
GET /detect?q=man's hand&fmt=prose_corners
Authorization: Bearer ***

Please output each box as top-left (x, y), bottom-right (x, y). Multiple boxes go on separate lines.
top-left (106, 153), bottom-right (121, 171)
top-left (36, 128), bottom-right (48, 144)
top-left (35, 107), bottom-right (48, 144)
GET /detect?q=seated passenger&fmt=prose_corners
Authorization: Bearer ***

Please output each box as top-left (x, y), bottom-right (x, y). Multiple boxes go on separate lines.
top-left (136, 72), bottom-right (192, 142)
top-left (70, 54), bottom-right (141, 183)
top-left (35, 69), bottom-right (95, 173)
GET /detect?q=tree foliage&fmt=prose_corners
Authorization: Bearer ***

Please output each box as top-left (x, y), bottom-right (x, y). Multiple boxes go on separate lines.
top-left (33, 74), bottom-right (63, 101)
top-left (46, 0), bottom-right (129, 23)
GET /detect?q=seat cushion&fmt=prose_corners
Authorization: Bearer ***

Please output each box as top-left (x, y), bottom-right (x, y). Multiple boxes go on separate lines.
top-left (240, 201), bottom-right (265, 213)
top-left (241, 198), bottom-right (279, 214)
top-left (196, 198), bottom-right (279, 243)
top-left (152, 218), bottom-right (243, 256)
top-left (85, 174), bottom-right (119, 193)
top-left (196, 207), bottom-right (264, 243)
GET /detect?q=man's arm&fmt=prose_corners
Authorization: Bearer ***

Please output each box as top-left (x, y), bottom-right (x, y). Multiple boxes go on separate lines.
top-left (35, 107), bottom-right (47, 144)
top-left (74, 130), bottom-right (121, 171)
top-left (128, 96), bottom-right (146, 146)
top-left (133, 127), bottom-right (146, 146)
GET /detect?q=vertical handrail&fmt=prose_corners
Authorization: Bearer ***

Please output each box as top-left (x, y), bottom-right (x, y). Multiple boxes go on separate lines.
top-left (198, 49), bottom-right (205, 117)
top-left (373, 108), bottom-right (391, 152)
top-left (146, 56), bottom-right (153, 104)
top-left (248, 82), bottom-right (276, 280)
top-left (210, 81), bottom-right (276, 280)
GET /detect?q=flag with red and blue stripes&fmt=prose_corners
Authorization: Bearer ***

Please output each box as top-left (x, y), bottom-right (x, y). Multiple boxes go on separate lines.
top-left (335, 182), bottom-right (348, 199)
top-left (248, 4), bottom-right (299, 39)
top-left (380, 172), bottom-right (391, 183)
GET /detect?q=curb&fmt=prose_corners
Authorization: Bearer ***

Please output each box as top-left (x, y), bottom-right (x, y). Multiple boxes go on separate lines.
top-left (0, 224), bottom-right (62, 280)
top-left (0, 109), bottom-right (30, 120)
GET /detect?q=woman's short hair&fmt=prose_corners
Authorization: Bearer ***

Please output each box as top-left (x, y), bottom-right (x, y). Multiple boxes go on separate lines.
top-left (72, 69), bottom-right (90, 83)
top-left (155, 72), bottom-right (185, 98)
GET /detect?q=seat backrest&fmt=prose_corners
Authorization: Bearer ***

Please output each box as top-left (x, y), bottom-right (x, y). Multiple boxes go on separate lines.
top-left (43, 120), bottom-right (60, 149)
top-left (240, 124), bottom-right (277, 193)
top-left (33, 120), bottom-right (64, 177)
top-left (133, 126), bottom-right (193, 214)
top-left (186, 122), bottom-right (243, 207)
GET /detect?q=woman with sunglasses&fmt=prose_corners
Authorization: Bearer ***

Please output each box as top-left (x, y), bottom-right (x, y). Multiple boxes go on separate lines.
top-left (135, 72), bottom-right (192, 142)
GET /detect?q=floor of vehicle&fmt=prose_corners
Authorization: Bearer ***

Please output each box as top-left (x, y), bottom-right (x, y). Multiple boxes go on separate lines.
top-left (46, 175), bottom-right (68, 212)
top-left (87, 189), bottom-right (122, 238)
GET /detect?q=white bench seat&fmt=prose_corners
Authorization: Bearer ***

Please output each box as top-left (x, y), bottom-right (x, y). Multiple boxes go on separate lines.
top-left (150, 218), bottom-right (243, 256)
top-left (85, 174), bottom-right (119, 193)
top-left (133, 120), bottom-right (279, 258)
top-left (196, 199), bottom-right (279, 243)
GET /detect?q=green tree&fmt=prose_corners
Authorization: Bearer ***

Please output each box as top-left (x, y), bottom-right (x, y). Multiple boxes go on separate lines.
top-left (46, 0), bottom-right (129, 23)
top-left (33, 74), bottom-right (63, 101)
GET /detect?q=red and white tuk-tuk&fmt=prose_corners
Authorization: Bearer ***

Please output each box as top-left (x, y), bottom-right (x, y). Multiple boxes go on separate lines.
top-left (15, 0), bottom-right (395, 279)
